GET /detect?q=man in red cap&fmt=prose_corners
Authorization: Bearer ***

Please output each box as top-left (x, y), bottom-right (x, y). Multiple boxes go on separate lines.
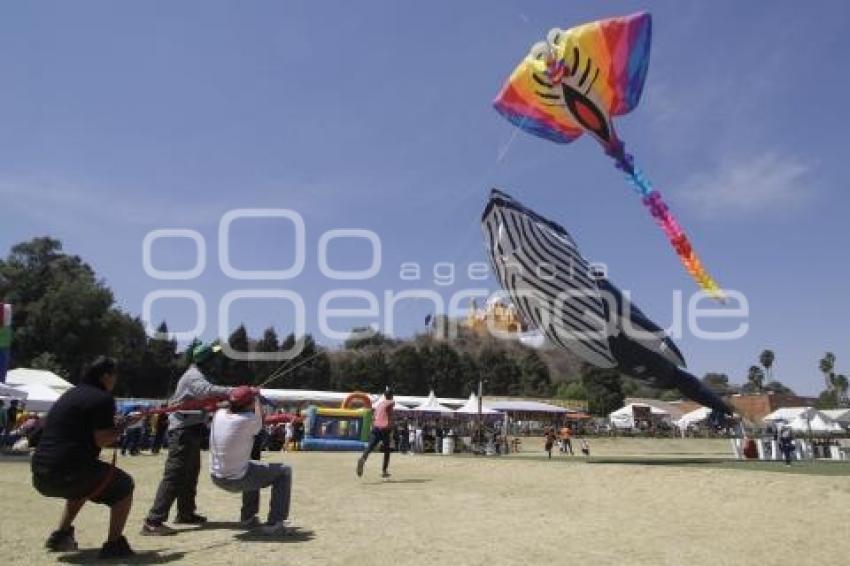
top-left (208, 386), bottom-right (293, 535)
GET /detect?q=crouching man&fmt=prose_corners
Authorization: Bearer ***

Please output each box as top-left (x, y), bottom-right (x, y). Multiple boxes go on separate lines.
top-left (31, 357), bottom-right (139, 559)
top-left (209, 386), bottom-right (292, 535)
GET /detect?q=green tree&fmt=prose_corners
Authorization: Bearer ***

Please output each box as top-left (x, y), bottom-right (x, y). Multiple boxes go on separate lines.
top-left (815, 390), bottom-right (840, 410)
top-left (220, 324), bottom-right (253, 386)
top-left (344, 327), bottom-right (395, 350)
top-left (457, 351), bottom-right (480, 397)
top-left (763, 381), bottom-right (795, 395)
top-left (252, 326), bottom-right (280, 385)
top-left (701, 373), bottom-right (732, 395)
top-left (145, 321), bottom-right (178, 397)
top-left (555, 380), bottom-right (587, 401)
top-left (581, 365), bottom-right (623, 416)
top-left (29, 352), bottom-right (69, 379)
top-left (428, 343), bottom-right (463, 397)
top-left (830, 373), bottom-right (848, 404)
top-left (759, 349), bottom-right (775, 381)
top-left (477, 347), bottom-right (521, 396)
top-left (519, 350), bottom-right (551, 397)
top-left (819, 352), bottom-right (836, 393)
top-left (746, 365), bottom-right (765, 393)
top-left (1, 237), bottom-right (115, 381)
top-left (389, 345), bottom-right (427, 395)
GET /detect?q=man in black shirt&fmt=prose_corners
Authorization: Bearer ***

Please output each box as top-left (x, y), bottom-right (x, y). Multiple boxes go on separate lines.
top-left (31, 356), bottom-right (140, 560)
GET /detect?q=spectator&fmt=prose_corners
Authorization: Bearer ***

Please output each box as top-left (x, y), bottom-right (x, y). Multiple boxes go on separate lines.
top-left (580, 438), bottom-right (590, 457)
top-left (121, 409), bottom-right (144, 456)
top-left (7, 399), bottom-right (20, 439)
top-left (151, 408), bottom-right (168, 454)
top-left (0, 399), bottom-right (7, 446)
top-left (31, 356), bottom-right (139, 559)
top-left (544, 426), bottom-right (556, 459)
top-left (293, 419), bottom-right (304, 451)
top-left (284, 420), bottom-right (294, 452)
top-left (779, 426), bottom-right (795, 466)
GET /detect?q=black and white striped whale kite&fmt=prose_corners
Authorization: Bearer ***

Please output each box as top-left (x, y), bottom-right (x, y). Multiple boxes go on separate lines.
top-left (481, 189), bottom-right (732, 416)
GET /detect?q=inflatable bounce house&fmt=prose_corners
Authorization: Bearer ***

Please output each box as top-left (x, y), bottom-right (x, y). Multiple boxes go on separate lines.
top-left (301, 392), bottom-right (373, 451)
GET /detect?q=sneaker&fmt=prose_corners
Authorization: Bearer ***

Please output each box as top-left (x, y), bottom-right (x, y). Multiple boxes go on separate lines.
top-left (46, 526), bottom-right (78, 552)
top-left (174, 513), bottom-right (207, 525)
top-left (140, 520), bottom-right (176, 536)
top-left (381, 471), bottom-right (391, 479)
top-left (99, 535), bottom-right (135, 560)
top-left (356, 457), bottom-right (364, 478)
top-left (240, 516), bottom-right (262, 529)
top-left (257, 522), bottom-right (288, 536)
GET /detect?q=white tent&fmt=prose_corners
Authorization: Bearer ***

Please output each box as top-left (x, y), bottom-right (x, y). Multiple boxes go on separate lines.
top-left (784, 411), bottom-right (844, 434)
top-left (0, 382), bottom-right (28, 401)
top-left (609, 403), bottom-right (669, 429)
top-left (821, 409), bottom-right (850, 427)
top-left (257, 388), bottom-right (465, 409)
top-left (486, 400), bottom-right (569, 414)
top-left (454, 393), bottom-right (500, 415)
top-left (374, 395), bottom-right (410, 412)
top-left (676, 406), bottom-right (713, 429)
top-left (411, 391), bottom-right (454, 414)
top-left (12, 382), bottom-right (61, 412)
top-left (5, 368), bottom-right (74, 394)
top-left (763, 407), bottom-right (816, 424)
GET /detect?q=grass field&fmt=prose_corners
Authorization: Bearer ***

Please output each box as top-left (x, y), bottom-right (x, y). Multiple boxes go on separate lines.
top-left (1, 438), bottom-right (848, 565)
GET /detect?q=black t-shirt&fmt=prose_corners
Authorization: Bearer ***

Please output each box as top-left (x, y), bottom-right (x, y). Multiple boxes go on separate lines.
top-left (32, 384), bottom-right (115, 476)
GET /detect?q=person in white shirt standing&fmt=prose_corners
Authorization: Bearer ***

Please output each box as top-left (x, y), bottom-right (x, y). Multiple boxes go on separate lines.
top-left (209, 386), bottom-right (293, 535)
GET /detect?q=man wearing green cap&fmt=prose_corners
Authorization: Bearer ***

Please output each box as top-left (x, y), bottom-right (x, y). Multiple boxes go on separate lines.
top-left (142, 342), bottom-right (233, 535)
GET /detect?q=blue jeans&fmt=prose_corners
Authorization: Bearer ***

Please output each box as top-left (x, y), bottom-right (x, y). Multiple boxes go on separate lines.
top-left (362, 427), bottom-right (391, 473)
top-left (212, 461), bottom-right (292, 524)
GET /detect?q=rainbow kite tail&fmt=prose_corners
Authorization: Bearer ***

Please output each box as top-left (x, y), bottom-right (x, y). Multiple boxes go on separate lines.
top-left (605, 144), bottom-right (724, 300)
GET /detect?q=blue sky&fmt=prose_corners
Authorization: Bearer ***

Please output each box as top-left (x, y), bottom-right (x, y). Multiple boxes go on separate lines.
top-left (1, 1), bottom-right (848, 394)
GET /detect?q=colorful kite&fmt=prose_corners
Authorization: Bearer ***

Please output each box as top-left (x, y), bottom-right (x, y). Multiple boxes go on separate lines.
top-left (494, 11), bottom-right (722, 299)
top-left (482, 189), bottom-right (732, 415)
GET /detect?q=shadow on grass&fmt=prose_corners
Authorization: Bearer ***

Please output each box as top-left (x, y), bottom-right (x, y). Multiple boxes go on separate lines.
top-left (197, 521), bottom-right (244, 531)
top-left (58, 549), bottom-right (185, 564)
top-left (234, 527), bottom-right (315, 544)
top-left (362, 478), bottom-right (432, 485)
top-left (585, 457), bottom-right (850, 476)
top-left (0, 451), bottom-right (31, 462)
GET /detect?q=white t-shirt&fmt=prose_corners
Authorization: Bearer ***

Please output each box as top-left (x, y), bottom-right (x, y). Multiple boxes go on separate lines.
top-left (209, 408), bottom-right (262, 480)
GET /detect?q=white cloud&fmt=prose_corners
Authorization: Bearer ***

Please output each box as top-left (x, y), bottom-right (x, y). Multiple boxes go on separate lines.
top-left (679, 152), bottom-right (814, 218)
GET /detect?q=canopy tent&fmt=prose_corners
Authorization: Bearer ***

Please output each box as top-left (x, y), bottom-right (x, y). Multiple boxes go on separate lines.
top-left (0, 382), bottom-right (28, 401)
top-left (257, 388), bottom-right (465, 409)
top-left (486, 400), bottom-right (568, 414)
top-left (5, 368), bottom-right (73, 394)
top-left (374, 395), bottom-right (410, 412)
top-left (762, 406), bottom-right (816, 424)
top-left (454, 393), bottom-right (501, 416)
top-left (609, 403), bottom-right (670, 429)
top-left (12, 382), bottom-right (61, 412)
top-left (784, 411), bottom-right (844, 434)
top-left (411, 391), bottom-right (454, 414)
top-left (821, 409), bottom-right (850, 427)
top-left (675, 406), bottom-right (713, 429)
